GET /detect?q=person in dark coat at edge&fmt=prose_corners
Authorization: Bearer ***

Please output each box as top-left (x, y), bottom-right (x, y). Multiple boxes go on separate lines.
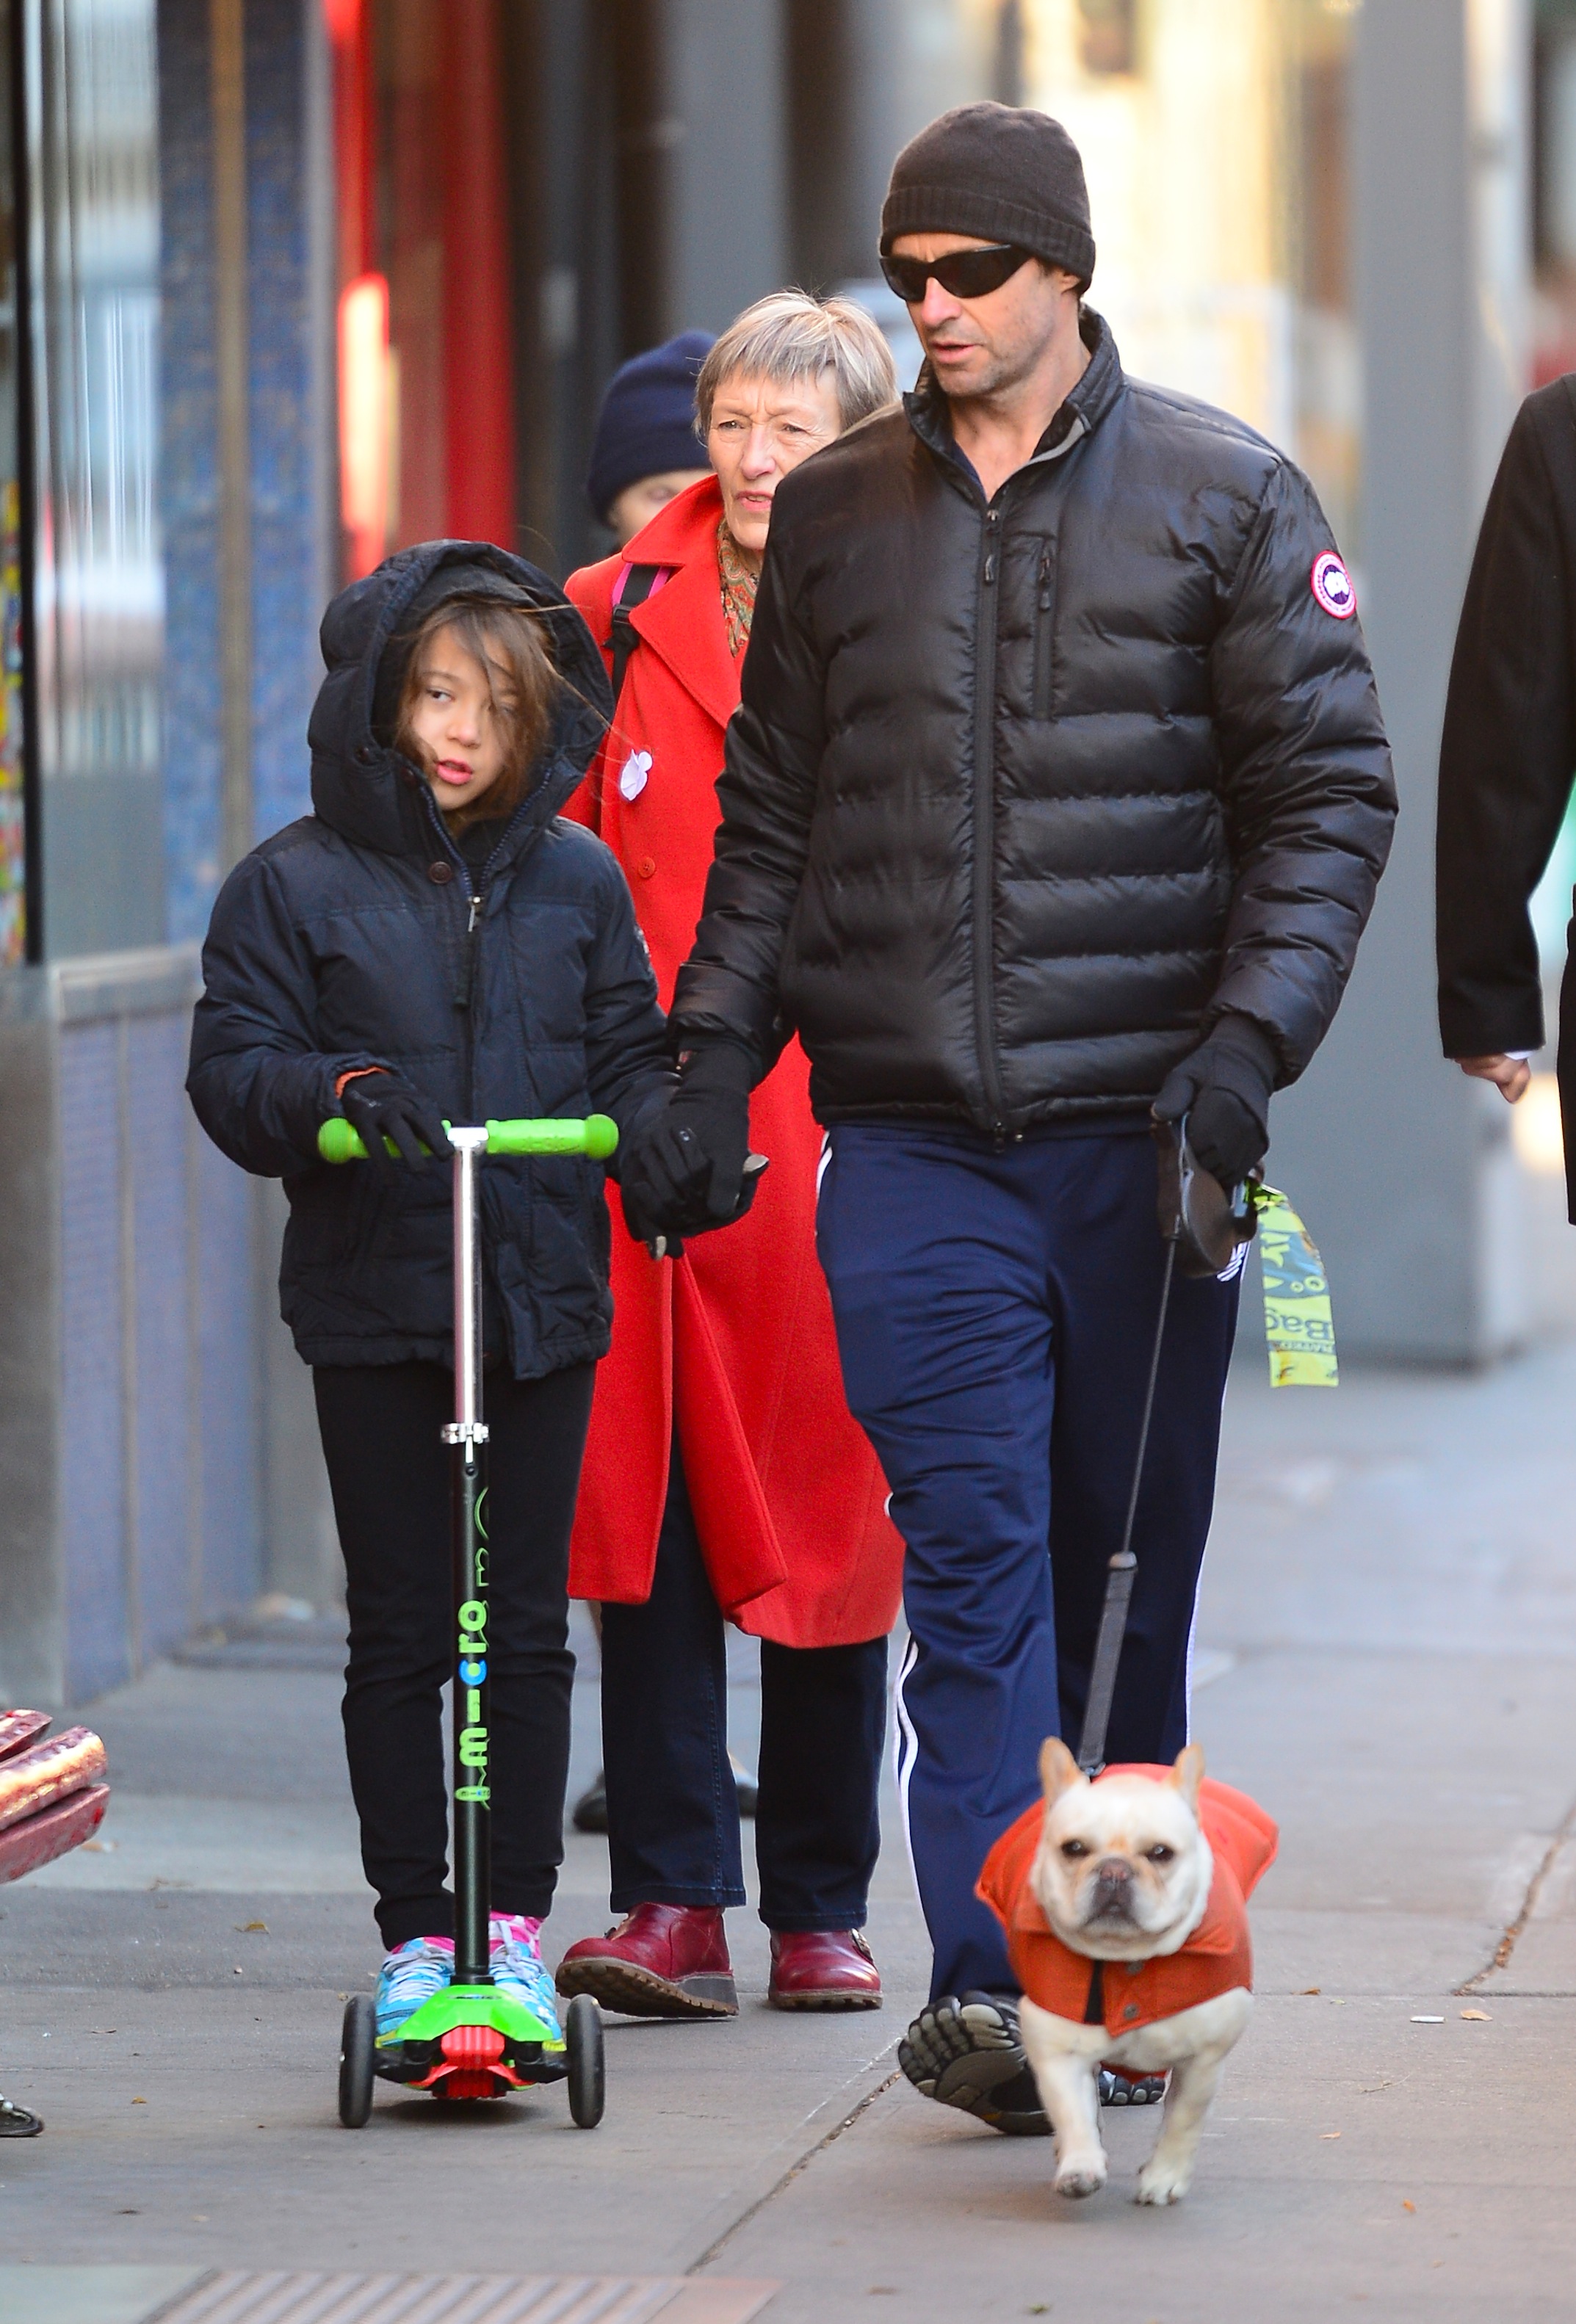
top-left (615, 102), bottom-right (1398, 2137)
top-left (187, 541), bottom-right (671, 2043)
top-left (1437, 375), bottom-right (1576, 1171)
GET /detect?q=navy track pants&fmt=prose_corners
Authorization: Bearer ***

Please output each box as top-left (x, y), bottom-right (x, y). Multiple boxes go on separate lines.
top-left (816, 1122), bottom-right (1240, 2001)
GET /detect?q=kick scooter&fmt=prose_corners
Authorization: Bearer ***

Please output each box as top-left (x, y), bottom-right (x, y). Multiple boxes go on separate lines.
top-left (319, 1108), bottom-right (618, 2129)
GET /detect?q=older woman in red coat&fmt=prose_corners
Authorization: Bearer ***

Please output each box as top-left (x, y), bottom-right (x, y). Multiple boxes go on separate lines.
top-left (555, 295), bottom-right (903, 2018)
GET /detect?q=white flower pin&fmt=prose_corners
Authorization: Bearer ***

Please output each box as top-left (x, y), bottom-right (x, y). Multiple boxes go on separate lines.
top-left (618, 750), bottom-right (652, 801)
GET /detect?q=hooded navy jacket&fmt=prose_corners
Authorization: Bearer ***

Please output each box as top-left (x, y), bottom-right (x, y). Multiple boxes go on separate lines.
top-left (187, 540), bottom-right (670, 1379)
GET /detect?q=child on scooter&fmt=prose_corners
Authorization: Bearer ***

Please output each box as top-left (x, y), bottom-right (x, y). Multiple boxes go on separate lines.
top-left (188, 543), bottom-right (670, 2038)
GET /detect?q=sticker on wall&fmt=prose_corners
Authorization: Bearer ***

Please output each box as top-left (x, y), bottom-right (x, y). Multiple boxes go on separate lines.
top-left (1311, 551), bottom-right (1356, 620)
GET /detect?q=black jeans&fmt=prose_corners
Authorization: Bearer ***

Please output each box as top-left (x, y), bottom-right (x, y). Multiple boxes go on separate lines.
top-left (314, 1359), bottom-right (594, 1949)
top-left (599, 1444), bottom-right (889, 1933)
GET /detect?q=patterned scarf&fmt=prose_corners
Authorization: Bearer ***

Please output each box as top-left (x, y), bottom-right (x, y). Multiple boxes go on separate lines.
top-left (717, 518), bottom-right (759, 657)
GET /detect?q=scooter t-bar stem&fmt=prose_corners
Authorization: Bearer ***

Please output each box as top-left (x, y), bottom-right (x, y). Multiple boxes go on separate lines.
top-left (1076, 1239), bottom-right (1177, 1778)
top-left (447, 1126), bottom-right (492, 1988)
top-left (318, 1107), bottom-right (619, 1987)
top-left (317, 1113), bottom-right (618, 1164)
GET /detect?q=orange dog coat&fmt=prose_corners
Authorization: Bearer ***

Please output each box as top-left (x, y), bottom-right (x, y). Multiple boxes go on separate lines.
top-left (975, 1767), bottom-right (1279, 2036)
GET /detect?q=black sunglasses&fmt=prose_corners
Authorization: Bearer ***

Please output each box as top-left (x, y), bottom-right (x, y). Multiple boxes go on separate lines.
top-left (879, 243), bottom-right (1034, 305)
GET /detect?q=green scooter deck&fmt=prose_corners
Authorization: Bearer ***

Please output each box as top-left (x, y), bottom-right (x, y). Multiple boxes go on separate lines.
top-left (375, 1983), bottom-right (568, 2088)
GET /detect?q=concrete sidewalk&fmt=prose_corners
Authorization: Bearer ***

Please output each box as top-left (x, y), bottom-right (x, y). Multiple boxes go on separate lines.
top-left (4, 1342), bottom-right (1576, 2320)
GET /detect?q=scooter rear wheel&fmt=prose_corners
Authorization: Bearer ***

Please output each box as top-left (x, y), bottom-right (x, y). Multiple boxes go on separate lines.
top-left (339, 1994), bottom-right (376, 2127)
top-left (565, 1991), bottom-right (604, 2128)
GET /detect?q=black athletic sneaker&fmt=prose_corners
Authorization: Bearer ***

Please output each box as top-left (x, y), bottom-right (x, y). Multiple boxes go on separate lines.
top-left (897, 1991), bottom-right (1051, 2136)
top-left (1100, 2067), bottom-right (1167, 2107)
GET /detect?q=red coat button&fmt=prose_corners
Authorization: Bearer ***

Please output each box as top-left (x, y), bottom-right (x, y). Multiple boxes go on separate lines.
top-left (429, 861), bottom-right (453, 884)
top-left (637, 856), bottom-right (657, 879)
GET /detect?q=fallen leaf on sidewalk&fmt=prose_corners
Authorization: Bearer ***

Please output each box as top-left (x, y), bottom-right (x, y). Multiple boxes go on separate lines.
top-left (235, 1921), bottom-right (267, 1933)
top-left (1320, 2131), bottom-right (1342, 2139)
top-left (1403, 2200), bottom-right (1416, 2212)
top-left (1301, 1985), bottom-right (1321, 1994)
top-left (1460, 2008), bottom-right (1491, 2021)
top-left (131, 2096), bottom-right (145, 2104)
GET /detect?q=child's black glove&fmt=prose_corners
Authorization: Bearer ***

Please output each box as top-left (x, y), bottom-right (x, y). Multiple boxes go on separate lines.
top-left (618, 1040), bottom-right (756, 1241)
top-left (338, 1068), bottom-right (452, 1170)
top-left (1152, 1015), bottom-right (1279, 1188)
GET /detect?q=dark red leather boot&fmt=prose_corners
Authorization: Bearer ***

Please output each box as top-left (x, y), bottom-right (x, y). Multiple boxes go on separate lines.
top-left (767, 1928), bottom-right (882, 2010)
top-left (554, 1903), bottom-right (737, 2018)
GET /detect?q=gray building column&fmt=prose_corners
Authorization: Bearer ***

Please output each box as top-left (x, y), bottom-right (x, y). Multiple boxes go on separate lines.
top-left (1265, 0), bottom-right (1533, 1364)
top-left (662, 0), bottom-right (788, 334)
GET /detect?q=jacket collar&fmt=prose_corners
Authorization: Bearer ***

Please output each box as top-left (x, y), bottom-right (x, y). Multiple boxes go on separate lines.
top-left (903, 306), bottom-right (1124, 496)
top-left (619, 473), bottom-right (740, 731)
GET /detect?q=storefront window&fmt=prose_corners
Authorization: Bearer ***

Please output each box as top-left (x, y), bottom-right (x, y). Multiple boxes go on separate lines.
top-left (329, 0), bottom-right (515, 579)
top-left (0, 2), bottom-right (24, 966)
top-left (24, 0), bottom-right (163, 956)
top-left (1023, 0), bottom-right (1360, 556)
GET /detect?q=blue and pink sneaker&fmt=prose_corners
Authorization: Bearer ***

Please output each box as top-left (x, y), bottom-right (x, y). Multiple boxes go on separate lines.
top-left (489, 1913), bottom-right (559, 2037)
top-left (375, 1935), bottom-right (454, 2040)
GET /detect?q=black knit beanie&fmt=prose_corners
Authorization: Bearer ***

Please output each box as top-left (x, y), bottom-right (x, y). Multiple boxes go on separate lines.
top-left (881, 102), bottom-right (1095, 289)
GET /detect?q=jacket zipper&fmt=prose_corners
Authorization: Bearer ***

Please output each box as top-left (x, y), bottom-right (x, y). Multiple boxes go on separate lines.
top-left (455, 876), bottom-right (491, 1126)
top-left (972, 504), bottom-right (1008, 1135)
top-left (1033, 546), bottom-right (1055, 720)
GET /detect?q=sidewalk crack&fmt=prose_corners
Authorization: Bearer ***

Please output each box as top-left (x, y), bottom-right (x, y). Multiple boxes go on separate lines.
top-left (1456, 1792), bottom-right (1576, 1994)
top-left (687, 2065), bottom-right (902, 2275)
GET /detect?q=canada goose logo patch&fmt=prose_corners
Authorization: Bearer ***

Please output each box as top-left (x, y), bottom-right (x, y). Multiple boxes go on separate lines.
top-left (1311, 551), bottom-right (1356, 619)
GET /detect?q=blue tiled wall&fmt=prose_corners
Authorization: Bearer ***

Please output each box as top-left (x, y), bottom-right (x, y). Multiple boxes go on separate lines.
top-left (245, 0), bottom-right (325, 853)
top-left (159, 0), bottom-right (323, 940)
top-left (158, 0), bottom-right (223, 944)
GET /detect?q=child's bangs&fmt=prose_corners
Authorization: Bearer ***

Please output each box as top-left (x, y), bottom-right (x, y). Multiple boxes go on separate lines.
top-left (396, 595), bottom-right (563, 823)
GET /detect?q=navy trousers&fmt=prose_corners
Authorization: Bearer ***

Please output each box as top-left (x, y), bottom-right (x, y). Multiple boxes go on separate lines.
top-left (817, 1122), bottom-right (1239, 2001)
top-left (599, 1442), bottom-right (889, 1931)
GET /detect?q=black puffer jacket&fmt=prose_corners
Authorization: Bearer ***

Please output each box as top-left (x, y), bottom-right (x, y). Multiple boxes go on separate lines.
top-left (673, 315), bottom-right (1396, 1131)
top-left (188, 540), bottom-right (670, 1378)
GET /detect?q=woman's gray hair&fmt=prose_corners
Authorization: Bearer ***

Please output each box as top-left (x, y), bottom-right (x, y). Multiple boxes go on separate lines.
top-left (695, 290), bottom-right (899, 435)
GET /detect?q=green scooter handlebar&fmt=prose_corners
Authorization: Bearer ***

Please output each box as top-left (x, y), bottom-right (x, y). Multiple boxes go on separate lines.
top-left (317, 1113), bottom-right (619, 1164)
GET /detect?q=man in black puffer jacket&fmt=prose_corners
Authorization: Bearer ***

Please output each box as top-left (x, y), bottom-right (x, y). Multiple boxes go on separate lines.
top-left (621, 105), bottom-right (1396, 2136)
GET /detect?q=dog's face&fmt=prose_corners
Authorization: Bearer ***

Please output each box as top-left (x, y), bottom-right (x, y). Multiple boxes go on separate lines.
top-left (1030, 1740), bottom-right (1214, 1962)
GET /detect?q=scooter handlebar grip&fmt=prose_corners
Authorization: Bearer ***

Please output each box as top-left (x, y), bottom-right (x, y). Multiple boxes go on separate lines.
top-left (484, 1114), bottom-right (618, 1159)
top-left (318, 1115), bottom-right (618, 1163)
top-left (317, 1121), bottom-right (450, 1163)
top-left (318, 1118), bottom-right (368, 1163)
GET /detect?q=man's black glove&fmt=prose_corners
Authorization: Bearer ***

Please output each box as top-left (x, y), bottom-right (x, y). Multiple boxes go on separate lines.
top-left (338, 1068), bottom-right (452, 1170)
top-left (1152, 1016), bottom-right (1279, 1187)
top-left (618, 1040), bottom-right (756, 1244)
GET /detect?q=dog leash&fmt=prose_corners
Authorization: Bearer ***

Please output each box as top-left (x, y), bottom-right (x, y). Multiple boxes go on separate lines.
top-left (1074, 1126), bottom-right (1339, 1776)
top-left (1075, 1237), bottom-right (1176, 1778)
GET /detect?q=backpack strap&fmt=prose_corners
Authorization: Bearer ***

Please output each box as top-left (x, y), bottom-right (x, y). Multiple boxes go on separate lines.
top-left (608, 563), bottom-right (663, 705)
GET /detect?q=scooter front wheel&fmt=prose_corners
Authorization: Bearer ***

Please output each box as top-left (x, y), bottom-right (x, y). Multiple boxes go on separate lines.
top-left (339, 1994), bottom-right (376, 2127)
top-left (565, 1991), bottom-right (604, 2128)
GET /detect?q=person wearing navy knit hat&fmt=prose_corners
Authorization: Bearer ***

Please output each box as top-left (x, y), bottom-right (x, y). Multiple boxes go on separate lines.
top-left (587, 331), bottom-right (714, 547)
top-left (574, 336), bottom-right (717, 1845)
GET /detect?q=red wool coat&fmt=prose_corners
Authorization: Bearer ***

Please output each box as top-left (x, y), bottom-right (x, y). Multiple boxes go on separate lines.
top-left (976, 1769), bottom-right (1279, 2035)
top-left (563, 475), bottom-right (903, 1648)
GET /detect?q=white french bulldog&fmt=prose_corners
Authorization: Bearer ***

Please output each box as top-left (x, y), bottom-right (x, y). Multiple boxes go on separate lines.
top-left (1006, 1739), bottom-right (1266, 2206)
